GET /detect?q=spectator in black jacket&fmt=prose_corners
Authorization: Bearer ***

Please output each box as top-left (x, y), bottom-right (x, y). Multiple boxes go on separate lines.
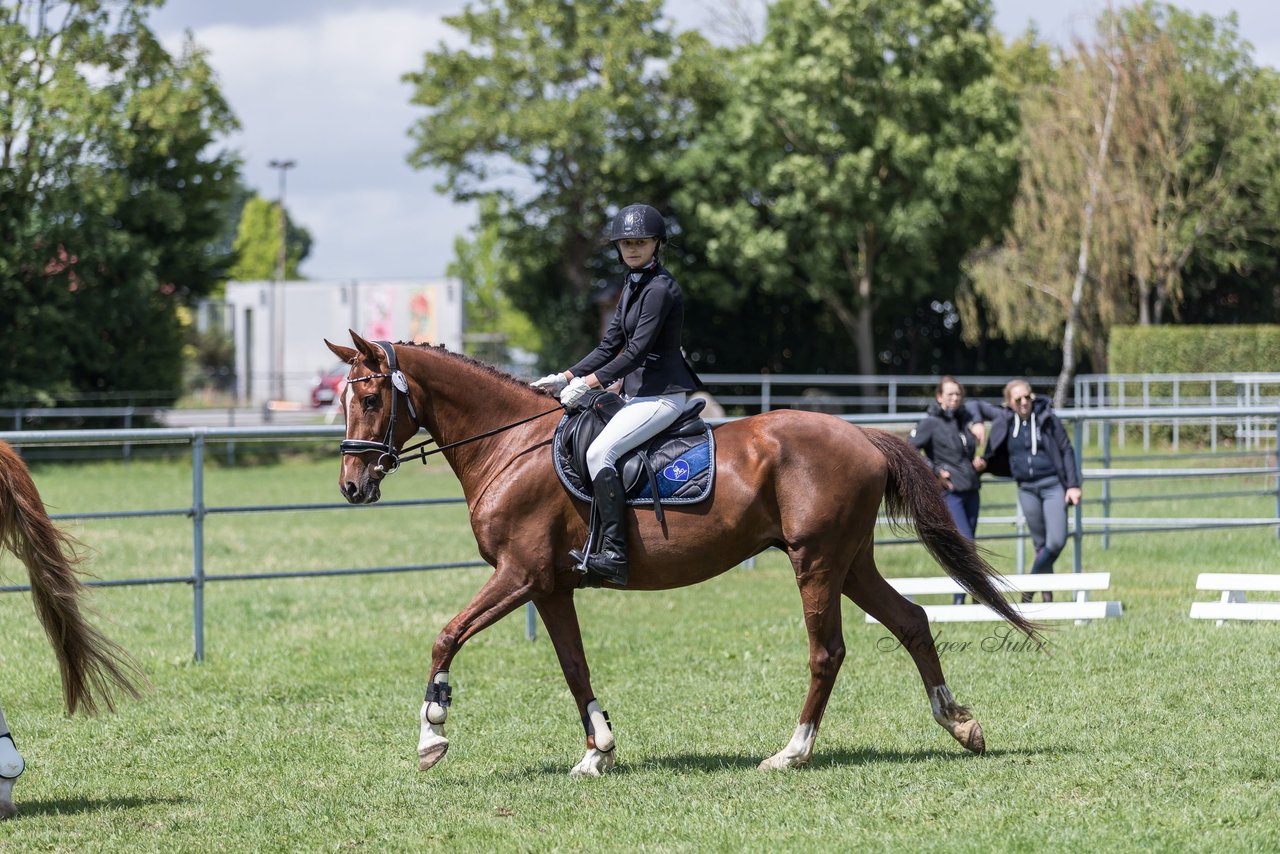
top-left (910, 377), bottom-right (998, 603)
top-left (975, 380), bottom-right (1082, 602)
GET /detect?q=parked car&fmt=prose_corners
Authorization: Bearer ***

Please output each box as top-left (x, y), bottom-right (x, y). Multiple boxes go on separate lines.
top-left (310, 364), bottom-right (348, 408)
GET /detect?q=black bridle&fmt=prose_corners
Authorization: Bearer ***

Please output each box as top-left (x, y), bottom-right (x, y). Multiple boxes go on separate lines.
top-left (339, 340), bottom-right (423, 475)
top-left (339, 340), bottom-right (561, 476)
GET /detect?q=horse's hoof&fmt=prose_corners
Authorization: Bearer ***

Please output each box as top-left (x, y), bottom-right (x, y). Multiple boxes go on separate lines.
top-left (953, 719), bottom-right (985, 755)
top-left (569, 748), bottom-right (615, 777)
top-left (0, 801), bottom-right (16, 821)
top-left (757, 752), bottom-right (810, 771)
top-left (418, 739), bottom-right (449, 771)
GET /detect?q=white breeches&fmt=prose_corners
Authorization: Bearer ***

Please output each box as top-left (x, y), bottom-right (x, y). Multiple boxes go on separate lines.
top-left (586, 393), bottom-right (685, 480)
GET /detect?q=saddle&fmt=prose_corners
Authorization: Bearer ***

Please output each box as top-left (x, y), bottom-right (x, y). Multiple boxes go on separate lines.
top-left (553, 390), bottom-right (715, 522)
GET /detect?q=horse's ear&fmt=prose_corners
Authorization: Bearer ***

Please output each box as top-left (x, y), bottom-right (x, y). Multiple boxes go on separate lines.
top-left (325, 339), bottom-right (357, 364)
top-left (349, 330), bottom-right (382, 364)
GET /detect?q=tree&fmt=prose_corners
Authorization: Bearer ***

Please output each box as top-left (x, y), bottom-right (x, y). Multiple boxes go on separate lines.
top-left (1110, 4), bottom-right (1280, 326)
top-left (403, 0), bottom-right (718, 369)
top-left (965, 28), bottom-right (1128, 402)
top-left (0, 0), bottom-right (240, 404)
top-left (227, 194), bottom-right (312, 282)
top-left (674, 0), bottom-right (1021, 377)
top-left (450, 197), bottom-right (542, 363)
top-left (965, 3), bottom-right (1280, 402)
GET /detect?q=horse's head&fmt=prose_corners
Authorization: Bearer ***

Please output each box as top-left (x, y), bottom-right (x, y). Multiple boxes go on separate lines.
top-left (326, 331), bottom-right (422, 504)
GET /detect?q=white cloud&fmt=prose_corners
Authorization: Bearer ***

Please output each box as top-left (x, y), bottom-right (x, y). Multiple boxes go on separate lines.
top-left (161, 7), bottom-right (473, 278)
top-left (301, 184), bottom-right (469, 279)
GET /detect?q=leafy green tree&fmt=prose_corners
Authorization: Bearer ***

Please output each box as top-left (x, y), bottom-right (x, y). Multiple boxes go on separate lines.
top-left (451, 198), bottom-right (541, 364)
top-left (965, 3), bottom-right (1280, 399)
top-left (227, 194), bottom-right (312, 282)
top-left (0, 0), bottom-right (240, 404)
top-left (674, 0), bottom-right (1021, 376)
top-left (1105, 4), bottom-right (1280, 327)
top-left (404, 0), bottom-right (717, 369)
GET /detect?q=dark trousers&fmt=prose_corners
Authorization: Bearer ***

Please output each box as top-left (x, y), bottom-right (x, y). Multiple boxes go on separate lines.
top-left (943, 489), bottom-right (980, 540)
top-left (944, 489), bottom-right (980, 603)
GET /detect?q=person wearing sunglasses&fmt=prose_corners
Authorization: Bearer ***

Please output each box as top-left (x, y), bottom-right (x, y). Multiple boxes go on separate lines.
top-left (973, 380), bottom-right (1082, 602)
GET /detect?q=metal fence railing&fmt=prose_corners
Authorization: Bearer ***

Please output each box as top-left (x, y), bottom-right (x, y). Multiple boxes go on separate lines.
top-left (2, 404), bottom-right (1277, 660)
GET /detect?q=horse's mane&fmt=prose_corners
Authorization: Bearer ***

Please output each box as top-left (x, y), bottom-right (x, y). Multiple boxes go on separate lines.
top-left (398, 341), bottom-right (552, 399)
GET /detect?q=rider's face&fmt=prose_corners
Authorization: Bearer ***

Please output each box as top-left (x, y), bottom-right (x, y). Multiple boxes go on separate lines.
top-left (617, 237), bottom-right (658, 269)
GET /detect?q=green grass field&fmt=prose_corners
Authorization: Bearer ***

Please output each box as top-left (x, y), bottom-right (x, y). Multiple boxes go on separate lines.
top-left (1, 447), bottom-right (1278, 851)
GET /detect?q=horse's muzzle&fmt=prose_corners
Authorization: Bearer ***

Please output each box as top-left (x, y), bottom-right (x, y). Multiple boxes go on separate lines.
top-left (342, 475), bottom-right (382, 505)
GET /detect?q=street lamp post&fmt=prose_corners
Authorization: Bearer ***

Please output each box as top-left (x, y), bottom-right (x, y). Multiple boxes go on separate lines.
top-left (268, 159), bottom-right (295, 402)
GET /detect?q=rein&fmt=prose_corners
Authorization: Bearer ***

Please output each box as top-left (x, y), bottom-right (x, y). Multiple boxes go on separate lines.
top-left (339, 341), bottom-right (562, 475)
top-left (374, 404), bottom-right (563, 473)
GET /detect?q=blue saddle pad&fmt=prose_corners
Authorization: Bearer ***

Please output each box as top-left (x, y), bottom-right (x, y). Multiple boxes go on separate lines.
top-left (552, 415), bottom-right (715, 507)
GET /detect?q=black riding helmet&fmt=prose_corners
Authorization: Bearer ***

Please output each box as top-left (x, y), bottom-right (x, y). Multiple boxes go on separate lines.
top-left (610, 204), bottom-right (666, 267)
top-left (610, 203), bottom-right (666, 243)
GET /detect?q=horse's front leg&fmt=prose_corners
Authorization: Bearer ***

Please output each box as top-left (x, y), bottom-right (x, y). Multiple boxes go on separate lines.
top-left (0, 705), bottom-right (23, 820)
top-left (535, 588), bottom-right (615, 776)
top-left (418, 569), bottom-right (535, 771)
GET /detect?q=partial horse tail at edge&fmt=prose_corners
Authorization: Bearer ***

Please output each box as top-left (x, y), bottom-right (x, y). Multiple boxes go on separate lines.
top-left (861, 428), bottom-right (1041, 639)
top-left (0, 441), bottom-right (147, 715)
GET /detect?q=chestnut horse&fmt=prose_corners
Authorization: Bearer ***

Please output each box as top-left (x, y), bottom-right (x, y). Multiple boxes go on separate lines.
top-left (327, 332), bottom-right (1036, 776)
top-left (0, 440), bottom-right (145, 819)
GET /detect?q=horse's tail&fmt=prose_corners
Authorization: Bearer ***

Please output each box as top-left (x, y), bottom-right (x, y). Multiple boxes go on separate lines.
top-left (0, 441), bottom-right (146, 715)
top-left (861, 428), bottom-right (1040, 638)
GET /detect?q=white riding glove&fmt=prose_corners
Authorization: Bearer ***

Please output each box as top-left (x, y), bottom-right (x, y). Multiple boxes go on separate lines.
top-left (559, 377), bottom-right (591, 408)
top-left (531, 373), bottom-right (568, 395)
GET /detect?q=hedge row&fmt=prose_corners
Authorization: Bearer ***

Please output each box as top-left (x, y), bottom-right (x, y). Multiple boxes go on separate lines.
top-left (1108, 325), bottom-right (1280, 374)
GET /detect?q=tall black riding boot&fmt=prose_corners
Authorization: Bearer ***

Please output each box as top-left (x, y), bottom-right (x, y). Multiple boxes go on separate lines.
top-left (580, 469), bottom-right (629, 586)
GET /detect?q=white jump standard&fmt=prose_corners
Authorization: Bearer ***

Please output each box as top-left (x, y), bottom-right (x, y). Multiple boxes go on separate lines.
top-left (1190, 573), bottom-right (1280, 624)
top-left (864, 572), bottom-right (1123, 625)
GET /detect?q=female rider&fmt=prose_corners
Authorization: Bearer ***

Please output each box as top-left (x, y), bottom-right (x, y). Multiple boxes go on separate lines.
top-left (531, 204), bottom-right (700, 586)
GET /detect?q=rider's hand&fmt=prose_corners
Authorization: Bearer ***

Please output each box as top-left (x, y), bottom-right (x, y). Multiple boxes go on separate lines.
top-left (531, 372), bottom-right (568, 395)
top-left (1065, 487), bottom-right (1083, 506)
top-left (559, 377), bottom-right (591, 408)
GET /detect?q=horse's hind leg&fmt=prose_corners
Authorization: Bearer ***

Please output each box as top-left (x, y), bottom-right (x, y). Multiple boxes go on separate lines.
top-left (843, 552), bottom-right (985, 755)
top-left (759, 549), bottom-right (846, 770)
top-left (535, 589), bottom-right (616, 777)
top-left (0, 704), bottom-right (23, 820)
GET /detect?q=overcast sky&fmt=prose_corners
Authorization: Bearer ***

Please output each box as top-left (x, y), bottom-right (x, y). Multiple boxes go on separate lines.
top-left (148, 0), bottom-right (1280, 281)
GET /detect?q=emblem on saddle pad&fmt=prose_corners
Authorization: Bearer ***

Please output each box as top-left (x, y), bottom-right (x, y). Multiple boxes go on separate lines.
top-left (663, 460), bottom-right (691, 482)
top-left (552, 393), bottom-right (715, 510)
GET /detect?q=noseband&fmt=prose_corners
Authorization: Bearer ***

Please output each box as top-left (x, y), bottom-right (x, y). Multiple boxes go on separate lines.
top-left (339, 341), bottom-right (423, 475)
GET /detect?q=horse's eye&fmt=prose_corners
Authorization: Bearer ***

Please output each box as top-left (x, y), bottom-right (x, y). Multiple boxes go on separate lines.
top-left (362, 394), bottom-right (379, 412)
